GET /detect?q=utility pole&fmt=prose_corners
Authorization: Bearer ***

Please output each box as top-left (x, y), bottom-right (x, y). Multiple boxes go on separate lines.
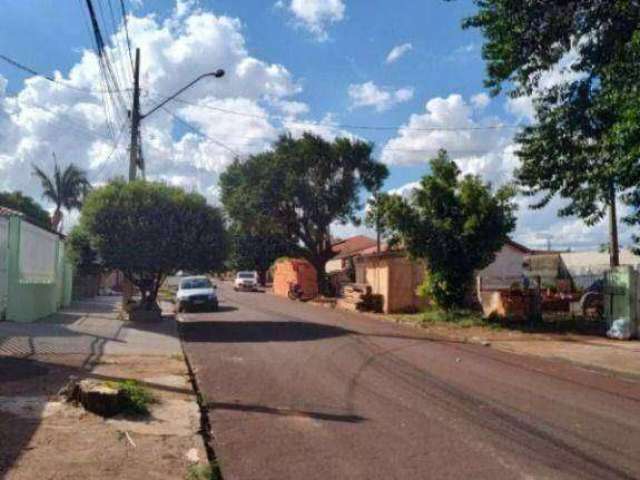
top-left (608, 182), bottom-right (620, 268)
top-left (128, 48), bottom-right (141, 182)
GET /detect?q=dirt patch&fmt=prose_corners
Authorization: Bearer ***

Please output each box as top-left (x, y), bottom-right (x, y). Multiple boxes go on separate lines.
top-left (384, 314), bottom-right (640, 380)
top-left (0, 354), bottom-right (208, 480)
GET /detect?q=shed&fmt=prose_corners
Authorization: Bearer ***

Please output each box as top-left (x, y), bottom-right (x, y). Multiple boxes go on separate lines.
top-left (354, 251), bottom-right (427, 313)
top-left (273, 258), bottom-right (318, 299)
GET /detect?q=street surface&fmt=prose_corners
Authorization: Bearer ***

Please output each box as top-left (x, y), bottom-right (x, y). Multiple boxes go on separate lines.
top-left (180, 282), bottom-right (640, 480)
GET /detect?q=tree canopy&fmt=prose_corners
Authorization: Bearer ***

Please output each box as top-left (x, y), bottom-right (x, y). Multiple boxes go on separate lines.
top-left (79, 180), bottom-right (227, 308)
top-left (463, 0), bottom-right (640, 263)
top-left (220, 133), bottom-right (388, 293)
top-left (379, 150), bottom-right (517, 309)
top-left (0, 191), bottom-right (51, 230)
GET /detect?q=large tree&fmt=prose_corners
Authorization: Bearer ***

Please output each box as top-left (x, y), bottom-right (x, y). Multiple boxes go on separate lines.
top-left (220, 133), bottom-right (388, 293)
top-left (462, 0), bottom-right (640, 265)
top-left (228, 227), bottom-right (298, 285)
top-left (379, 150), bottom-right (516, 310)
top-left (79, 180), bottom-right (227, 311)
top-left (0, 191), bottom-right (51, 230)
top-left (32, 161), bottom-right (91, 232)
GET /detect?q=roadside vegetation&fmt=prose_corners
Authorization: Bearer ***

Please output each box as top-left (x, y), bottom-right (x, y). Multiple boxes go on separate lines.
top-left (186, 463), bottom-right (221, 480)
top-left (105, 379), bottom-right (156, 416)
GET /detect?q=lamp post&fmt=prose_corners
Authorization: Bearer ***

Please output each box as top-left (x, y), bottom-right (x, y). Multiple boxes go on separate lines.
top-left (127, 47), bottom-right (225, 181)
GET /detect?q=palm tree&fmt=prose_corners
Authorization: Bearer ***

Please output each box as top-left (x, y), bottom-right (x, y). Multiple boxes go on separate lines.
top-left (32, 159), bottom-right (91, 232)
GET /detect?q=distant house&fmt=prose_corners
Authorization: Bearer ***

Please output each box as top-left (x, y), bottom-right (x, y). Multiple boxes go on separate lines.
top-left (526, 249), bottom-right (640, 289)
top-left (476, 239), bottom-right (533, 289)
top-left (352, 239), bottom-right (534, 314)
top-left (325, 235), bottom-right (378, 274)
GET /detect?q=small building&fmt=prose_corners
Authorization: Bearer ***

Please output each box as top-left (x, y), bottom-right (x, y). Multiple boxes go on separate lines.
top-left (325, 235), bottom-right (378, 274)
top-left (353, 239), bottom-right (534, 314)
top-left (476, 239), bottom-right (533, 289)
top-left (525, 249), bottom-right (640, 289)
top-left (354, 249), bottom-right (427, 313)
top-left (273, 258), bottom-right (318, 299)
top-left (0, 208), bottom-right (73, 322)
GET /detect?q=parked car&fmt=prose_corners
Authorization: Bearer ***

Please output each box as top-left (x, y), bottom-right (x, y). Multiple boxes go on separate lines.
top-left (234, 271), bottom-right (259, 291)
top-left (176, 276), bottom-right (218, 312)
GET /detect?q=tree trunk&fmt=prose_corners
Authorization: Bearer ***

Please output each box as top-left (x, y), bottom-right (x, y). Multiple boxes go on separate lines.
top-left (311, 256), bottom-right (331, 297)
top-left (51, 208), bottom-right (62, 232)
top-left (608, 183), bottom-right (620, 268)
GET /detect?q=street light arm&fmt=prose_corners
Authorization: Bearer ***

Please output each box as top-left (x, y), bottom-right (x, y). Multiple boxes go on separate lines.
top-left (141, 69), bottom-right (224, 119)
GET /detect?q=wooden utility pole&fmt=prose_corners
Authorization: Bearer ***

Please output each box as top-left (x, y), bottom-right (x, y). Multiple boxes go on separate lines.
top-left (128, 48), bottom-right (141, 181)
top-left (609, 182), bottom-right (620, 268)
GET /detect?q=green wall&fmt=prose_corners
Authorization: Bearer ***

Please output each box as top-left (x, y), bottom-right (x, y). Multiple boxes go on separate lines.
top-left (5, 216), bottom-right (73, 323)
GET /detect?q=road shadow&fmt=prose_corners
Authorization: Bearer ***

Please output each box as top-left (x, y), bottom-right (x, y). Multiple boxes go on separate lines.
top-left (179, 320), bottom-right (353, 343)
top-left (207, 401), bottom-right (365, 423)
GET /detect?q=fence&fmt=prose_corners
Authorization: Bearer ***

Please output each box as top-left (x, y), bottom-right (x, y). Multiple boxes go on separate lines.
top-left (1, 214), bottom-right (73, 322)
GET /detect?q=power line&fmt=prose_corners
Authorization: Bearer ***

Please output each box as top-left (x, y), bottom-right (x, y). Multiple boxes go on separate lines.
top-left (160, 106), bottom-right (240, 156)
top-left (0, 53), bottom-right (131, 95)
top-left (161, 94), bottom-right (522, 133)
top-left (119, 0), bottom-right (135, 73)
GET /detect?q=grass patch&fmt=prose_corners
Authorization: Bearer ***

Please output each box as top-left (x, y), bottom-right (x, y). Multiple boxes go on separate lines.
top-left (186, 463), bottom-right (221, 480)
top-left (105, 379), bottom-right (156, 416)
top-left (170, 352), bottom-right (185, 361)
top-left (420, 308), bottom-right (498, 329)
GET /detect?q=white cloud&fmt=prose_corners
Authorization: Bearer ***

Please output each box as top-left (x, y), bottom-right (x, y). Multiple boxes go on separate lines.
top-left (381, 94), bottom-right (508, 166)
top-left (381, 92), bottom-right (631, 250)
top-left (386, 43), bottom-right (412, 64)
top-left (348, 82), bottom-right (414, 112)
top-left (471, 92), bottom-right (490, 110)
top-left (280, 0), bottom-right (346, 41)
top-left (505, 47), bottom-right (585, 123)
top-left (0, 2), bottom-right (312, 229)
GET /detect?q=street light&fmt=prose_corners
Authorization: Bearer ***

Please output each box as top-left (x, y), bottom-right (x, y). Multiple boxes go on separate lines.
top-left (128, 46), bottom-right (225, 181)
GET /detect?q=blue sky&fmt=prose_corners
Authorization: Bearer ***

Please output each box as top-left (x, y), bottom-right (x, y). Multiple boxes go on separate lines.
top-left (0, 0), bottom-right (629, 249)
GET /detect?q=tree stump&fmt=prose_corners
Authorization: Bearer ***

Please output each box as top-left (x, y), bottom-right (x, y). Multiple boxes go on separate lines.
top-left (62, 379), bottom-right (124, 417)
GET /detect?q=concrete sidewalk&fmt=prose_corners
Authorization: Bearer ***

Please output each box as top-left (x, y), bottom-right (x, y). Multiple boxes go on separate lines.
top-left (0, 296), bottom-right (208, 480)
top-left (0, 297), bottom-right (181, 359)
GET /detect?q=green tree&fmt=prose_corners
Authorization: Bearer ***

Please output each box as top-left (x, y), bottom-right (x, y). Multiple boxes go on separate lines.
top-left (79, 180), bottom-right (227, 310)
top-left (228, 228), bottom-right (298, 285)
top-left (379, 150), bottom-right (517, 310)
top-left (0, 191), bottom-right (51, 230)
top-left (220, 133), bottom-right (388, 294)
top-left (67, 225), bottom-right (104, 276)
top-left (462, 0), bottom-right (640, 266)
top-left (32, 161), bottom-right (91, 232)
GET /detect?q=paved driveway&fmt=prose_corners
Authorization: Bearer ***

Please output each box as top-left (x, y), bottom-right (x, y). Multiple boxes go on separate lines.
top-left (180, 283), bottom-right (640, 480)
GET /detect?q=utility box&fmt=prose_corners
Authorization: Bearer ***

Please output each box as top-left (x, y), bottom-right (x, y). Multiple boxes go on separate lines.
top-left (604, 266), bottom-right (638, 339)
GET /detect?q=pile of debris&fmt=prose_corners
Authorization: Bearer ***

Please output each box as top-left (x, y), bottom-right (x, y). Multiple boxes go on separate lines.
top-left (337, 283), bottom-right (383, 313)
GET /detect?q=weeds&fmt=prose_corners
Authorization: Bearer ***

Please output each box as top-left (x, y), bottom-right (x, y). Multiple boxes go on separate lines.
top-left (186, 463), bottom-right (221, 480)
top-left (105, 379), bottom-right (156, 416)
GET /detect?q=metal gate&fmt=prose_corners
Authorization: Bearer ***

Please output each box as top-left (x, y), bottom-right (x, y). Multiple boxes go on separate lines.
top-left (604, 266), bottom-right (636, 323)
top-left (0, 217), bottom-right (8, 320)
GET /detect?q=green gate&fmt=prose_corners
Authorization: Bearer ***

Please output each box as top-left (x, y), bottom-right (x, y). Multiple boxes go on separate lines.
top-left (604, 266), bottom-right (637, 337)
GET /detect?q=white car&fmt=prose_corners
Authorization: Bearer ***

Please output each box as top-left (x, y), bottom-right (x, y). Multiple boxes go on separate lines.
top-left (176, 276), bottom-right (218, 312)
top-left (234, 271), bottom-right (259, 291)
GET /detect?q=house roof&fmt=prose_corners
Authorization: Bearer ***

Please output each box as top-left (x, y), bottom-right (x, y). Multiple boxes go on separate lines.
top-left (0, 206), bottom-right (24, 218)
top-left (504, 238), bottom-right (531, 254)
top-left (332, 235), bottom-right (377, 259)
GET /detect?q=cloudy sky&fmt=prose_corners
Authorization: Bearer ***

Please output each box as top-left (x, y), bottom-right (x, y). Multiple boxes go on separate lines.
top-left (0, 0), bottom-right (631, 249)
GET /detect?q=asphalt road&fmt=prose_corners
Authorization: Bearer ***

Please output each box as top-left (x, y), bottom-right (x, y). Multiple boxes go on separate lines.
top-left (180, 282), bottom-right (640, 480)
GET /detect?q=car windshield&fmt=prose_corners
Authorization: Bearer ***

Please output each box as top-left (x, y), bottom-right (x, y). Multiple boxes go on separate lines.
top-left (238, 273), bottom-right (255, 279)
top-left (181, 278), bottom-right (211, 289)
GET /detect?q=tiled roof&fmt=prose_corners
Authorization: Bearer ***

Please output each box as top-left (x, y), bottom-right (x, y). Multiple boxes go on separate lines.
top-left (332, 235), bottom-right (377, 258)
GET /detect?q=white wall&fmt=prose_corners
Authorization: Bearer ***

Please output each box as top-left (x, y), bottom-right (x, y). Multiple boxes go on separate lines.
top-left (477, 245), bottom-right (526, 288)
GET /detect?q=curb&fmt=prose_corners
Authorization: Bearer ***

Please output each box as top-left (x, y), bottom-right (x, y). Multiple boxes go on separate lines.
top-left (177, 315), bottom-right (224, 479)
